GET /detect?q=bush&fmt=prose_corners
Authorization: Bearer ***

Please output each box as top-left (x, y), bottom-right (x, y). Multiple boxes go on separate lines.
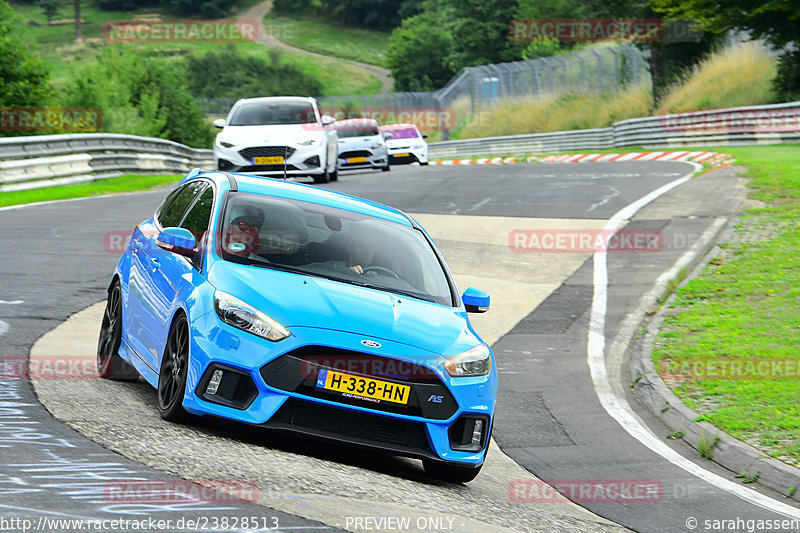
top-left (60, 47), bottom-right (213, 148)
top-left (0, 0), bottom-right (51, 109)
top-left (184, 46), bottom-right (322, 99)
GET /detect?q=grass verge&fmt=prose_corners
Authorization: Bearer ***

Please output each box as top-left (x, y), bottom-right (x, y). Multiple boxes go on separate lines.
top-left (652, 144), bottom-right (800, 466)
top-left (12, 2), bottom-right (380, 95)
top-left (0, 174), bottom-right (180, 208)
top-left (264, 13), bottom-right (389, 67)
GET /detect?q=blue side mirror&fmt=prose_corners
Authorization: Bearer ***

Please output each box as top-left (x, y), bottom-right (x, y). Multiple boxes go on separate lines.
top-left (156, 227), bottom-right (197, 256)
top-left (462, 287), bottom-right (490, 313)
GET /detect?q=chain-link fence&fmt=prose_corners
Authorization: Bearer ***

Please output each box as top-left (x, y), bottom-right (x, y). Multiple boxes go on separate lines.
top-left (201, 44), bottom-right (651, 138)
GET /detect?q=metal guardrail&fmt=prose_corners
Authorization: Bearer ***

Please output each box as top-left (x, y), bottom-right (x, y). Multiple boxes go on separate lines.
top-left (429, 101), bottom-right (800, 158)
top-left (0, 133), bottom-right (213, 192)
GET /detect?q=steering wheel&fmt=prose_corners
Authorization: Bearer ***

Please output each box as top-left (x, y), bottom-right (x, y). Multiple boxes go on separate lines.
top-left (364, 266), bottom-right (399, 279)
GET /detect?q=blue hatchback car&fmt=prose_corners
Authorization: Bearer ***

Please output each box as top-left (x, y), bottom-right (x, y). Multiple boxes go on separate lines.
top-left (98, 170), bottom-right (496, 482)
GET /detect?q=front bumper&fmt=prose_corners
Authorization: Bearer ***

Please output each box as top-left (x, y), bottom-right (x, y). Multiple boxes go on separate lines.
top-left (183, 314), bottom-right (496, 465)
top-left (214, 144), bottom-right (327, 176)
top-left (387, 146), bottom-right (428, 165)
top-left (337, 149), bottom-right (388, 171)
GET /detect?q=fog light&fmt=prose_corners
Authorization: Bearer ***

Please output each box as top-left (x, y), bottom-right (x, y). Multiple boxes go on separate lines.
top-left (206, 369), bottom-right (223, 395)
top-left (471, 419), bottom-right (484, 447)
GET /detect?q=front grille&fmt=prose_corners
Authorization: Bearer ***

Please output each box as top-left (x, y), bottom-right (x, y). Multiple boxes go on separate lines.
top-left (268, 398), bottom-right (432, 453)
top-left (239, 146), bottom-right (296, 159)
top-left (260, 346), bottom-right (457, 420)
top-left (339, 150), bottom-right (372, 159)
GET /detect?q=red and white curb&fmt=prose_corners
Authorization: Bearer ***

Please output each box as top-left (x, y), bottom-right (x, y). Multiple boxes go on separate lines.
top-left (541, 151), bottom-right (735, 166)
top-left (431, 156), bottom-right (538, 166)
top-left (431, 151), bottom-right (735, 167)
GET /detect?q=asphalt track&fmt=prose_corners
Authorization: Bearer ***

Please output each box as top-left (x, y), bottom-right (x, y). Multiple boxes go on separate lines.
top-left (1, 162), bottom-right (799, 532)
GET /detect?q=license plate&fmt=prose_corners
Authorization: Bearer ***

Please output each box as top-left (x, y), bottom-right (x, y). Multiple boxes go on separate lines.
top-left (392, 152), bottom-right (410, 158)
top-left (316, 369), bottom-right (410, 405)
top-left (346, 156), bottom-right (367, 163)
top-left (252, 156), bottom-right (284, 165)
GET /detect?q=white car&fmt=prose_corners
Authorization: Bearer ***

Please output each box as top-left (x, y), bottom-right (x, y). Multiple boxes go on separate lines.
top-left (333, 118), bottom-right (390, 172)
top-left (379, 123), bottom-right (429, 166)
top-left (213, 97), bottom-right (339, 183)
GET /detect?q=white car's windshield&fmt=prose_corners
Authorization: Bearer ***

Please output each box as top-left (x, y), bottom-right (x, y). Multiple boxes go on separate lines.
top-left (229, 102), bottom-right (317, 126)
top-left (219, 193), bottom-right (454, 305)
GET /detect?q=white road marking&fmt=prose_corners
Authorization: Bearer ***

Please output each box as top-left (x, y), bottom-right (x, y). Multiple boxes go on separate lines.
top-left (0, 320), bottom-right (8, 337)
top-left (587, 163), bottom-right (800, 519)
top-left (0, 300), bottom-right (23, 305)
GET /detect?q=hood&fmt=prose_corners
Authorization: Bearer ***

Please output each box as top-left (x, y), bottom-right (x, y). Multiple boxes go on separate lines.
top-left (208, 261), bottom-right (477, 356)
top-left (338, 136), bottom-right (382, 151)
top-left (386, 137), bottom-right (421, 148)
top-left (218, 124), bottom-right (324, 147)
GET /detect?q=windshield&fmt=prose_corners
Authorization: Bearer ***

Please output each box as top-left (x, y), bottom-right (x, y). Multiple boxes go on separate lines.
top-left (229, 102), bottom-right (317, 126)
top-left (381, 126), bottom-right (419, 139)
top-left (218, 193), bottom-right (453, 306)
top-left (336, 127), bottom-right (380, 138)
top-left (334, 120), bottom-right (380, 138)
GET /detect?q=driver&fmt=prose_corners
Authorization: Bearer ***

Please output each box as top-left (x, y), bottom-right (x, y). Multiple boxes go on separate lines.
top-left (345, 225), bottom-right (378, 275)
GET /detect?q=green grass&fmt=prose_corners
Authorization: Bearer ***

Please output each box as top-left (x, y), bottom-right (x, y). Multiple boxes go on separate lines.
top-left (0, 174), bottom-right (180, 208)
top-left (10, 1), bottom-right (380, 95)
top-left (264, 13), bottom-right (390, 67)
top-left (652, 144), bottom-right (800, 466)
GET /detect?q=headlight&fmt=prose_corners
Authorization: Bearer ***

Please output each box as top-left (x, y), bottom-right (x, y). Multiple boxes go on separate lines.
top-left (298, 137), bottom-right (322, 146)
top-left (214, 291), bottom-right (290, 342)
top-left (443, 344), bottom-right (491, 377)
top-left (215, 138), bottom-right (235, 149)
top-left (413, 144), bottom-right (424, 149)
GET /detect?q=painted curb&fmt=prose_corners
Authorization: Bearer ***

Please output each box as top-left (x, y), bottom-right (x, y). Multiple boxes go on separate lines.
top-left (431, 151), bottom-right (735, 167)
top-left (627, 212), bottom-right (800, 501)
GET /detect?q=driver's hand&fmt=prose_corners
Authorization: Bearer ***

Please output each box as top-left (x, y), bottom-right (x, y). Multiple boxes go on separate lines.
top-left (348, 265), bottom-right (364, 274)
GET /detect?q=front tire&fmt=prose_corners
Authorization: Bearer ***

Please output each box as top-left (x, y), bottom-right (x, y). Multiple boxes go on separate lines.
top-left (313, 169), bottom-right (330, 184)
top-left (422, 459), bottom-right (483, 483)
top-left (158, 314), bottom-right (192, 423)
top-left (382, 163), bottom-right (390, 172)
top-left (97, 281), bottom-right (139, 381)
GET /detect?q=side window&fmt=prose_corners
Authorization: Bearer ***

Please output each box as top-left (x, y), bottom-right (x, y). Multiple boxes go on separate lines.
top-left (159, 182), bottom-right (205, 228)
top-left (155, 186), bottom-right (184, 222)
top-left (180, 187), bottom-right (214, 243)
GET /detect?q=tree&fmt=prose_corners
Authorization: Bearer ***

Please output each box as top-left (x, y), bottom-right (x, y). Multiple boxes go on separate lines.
top-left (60, 47), bottom-right (213, 147)
top-left (36, 0), bottom-right (60, 23)
top-left (386, 0), bottom-right (519, 91)
top-left (0, 1), bottom-right (51, 109)
top-left (653, 0), bottom-right (800, 99)
top-left (386, 6), bottom-right (457, 91)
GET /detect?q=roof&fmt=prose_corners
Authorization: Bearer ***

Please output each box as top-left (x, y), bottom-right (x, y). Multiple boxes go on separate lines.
top-left (209, 172), bottom-right (413, 227)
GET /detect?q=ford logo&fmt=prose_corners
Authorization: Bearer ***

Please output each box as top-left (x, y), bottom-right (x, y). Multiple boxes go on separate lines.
top-left (360, 340), bottom-right (381, 348)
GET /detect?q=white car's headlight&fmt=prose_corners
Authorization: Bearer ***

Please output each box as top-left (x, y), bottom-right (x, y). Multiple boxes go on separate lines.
top-left (413, 144), bottom-right (424, 149)
top-left (215, 138), bottom-right (235, 149)
top-left (298, 137), bottom-right (322, 146)
top-left (443, 344), bottom-right (492, 377)
top-left (214, 291), bottom-right (290, 342)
